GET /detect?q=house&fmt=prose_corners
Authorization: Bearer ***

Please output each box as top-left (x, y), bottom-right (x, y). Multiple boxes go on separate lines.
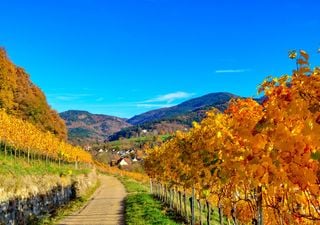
top-left (117, 158), bottom-right (132, 167)
top-left (132, 157), bottom-right (138, 162)
top-left (110, 154), bottom-right (121, 166)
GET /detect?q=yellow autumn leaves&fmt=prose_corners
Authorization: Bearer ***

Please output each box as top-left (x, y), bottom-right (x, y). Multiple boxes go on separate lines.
top-left (0, 109), bottom-right (92, 164)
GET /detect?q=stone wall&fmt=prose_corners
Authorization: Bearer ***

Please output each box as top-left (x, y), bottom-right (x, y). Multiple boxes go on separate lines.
top-left (0, 171), bottom-right (97, 225)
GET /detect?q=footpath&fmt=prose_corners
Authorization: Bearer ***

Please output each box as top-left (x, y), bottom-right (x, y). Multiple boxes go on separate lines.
top-left (59, 176), bottom-right (126, 225)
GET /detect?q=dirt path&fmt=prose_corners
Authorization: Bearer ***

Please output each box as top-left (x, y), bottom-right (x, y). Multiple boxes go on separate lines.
top-left (59, 176), bottom-right (127, 225)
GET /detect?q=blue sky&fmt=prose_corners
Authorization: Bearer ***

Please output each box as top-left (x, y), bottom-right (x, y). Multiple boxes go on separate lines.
top-left (1, 0), bottom-right (319, 118)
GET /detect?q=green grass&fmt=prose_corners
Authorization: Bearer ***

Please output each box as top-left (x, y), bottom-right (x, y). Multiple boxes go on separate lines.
top-left (126, 193), bottom-right (181, 225)
top-left (0, 151), bottom-right (90, 176)
top-left (118, 176), bottom-right (149, 193)
top-left (117, 176), bottom-right (183, 225)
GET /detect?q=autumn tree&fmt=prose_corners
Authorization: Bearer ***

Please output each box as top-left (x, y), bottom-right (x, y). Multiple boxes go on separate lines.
top-left (0, 47), bottom-right (67, 139)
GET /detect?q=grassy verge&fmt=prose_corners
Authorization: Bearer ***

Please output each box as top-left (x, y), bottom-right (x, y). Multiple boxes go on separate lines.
top-left (117, 176), bottom-right (183, 225)
top-left (0, 150), bottom-right (97, 224)
top-left (35, 179), bottom-right (101, 225)
top-left (0, 151), bottom-right (90, 176)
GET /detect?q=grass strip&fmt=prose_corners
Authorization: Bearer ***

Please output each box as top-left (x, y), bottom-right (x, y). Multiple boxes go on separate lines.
top-left (117, 176), bottom-right (183, 225)
top-left (126, 193), bottom-right (181, 225)
top-left (0, 152), bottom-right (90, 176)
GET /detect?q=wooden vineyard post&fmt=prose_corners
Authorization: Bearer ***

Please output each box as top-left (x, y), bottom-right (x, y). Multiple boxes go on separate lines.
top-left (169, 186), bottom-right (171, 206)
top-left (183, 191), bottom-right (188, 221)
top-left (162, 184), bottom-right (165, 202)
top-left (198, 199), bottom-right (202, 225)
top-left (75, 156), bottom-right (79, 169)
top-left (161, 184), bottom-right (164, 201)
top-left (231, 204), bottom-right (238, 225)
top-left (190, 186), bottom-right (195, 225)
top-left (257, 185), bottom-right (263, 225)
top-left (206, 200), bottom-right (211, 225)
top-left (4, 142), bottom-right (7, 159)
top-left (156, 183), bottom-right (158, 198)
top-left (219, 202), bottom-right (224, 225)
top-left (172, 188), bottom-right (176, 210)
top-left (27, 147), bottom-right (30, 164)
top-left (165, 184), bottom-right (168, 204)
top-left (149, 178), bottom-right (153, 194)
top-left (178, 190), bottom-right (182, 215)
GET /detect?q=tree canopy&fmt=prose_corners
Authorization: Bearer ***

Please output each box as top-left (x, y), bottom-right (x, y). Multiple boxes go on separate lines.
top-left (0, 48), bottom-right (67, 139)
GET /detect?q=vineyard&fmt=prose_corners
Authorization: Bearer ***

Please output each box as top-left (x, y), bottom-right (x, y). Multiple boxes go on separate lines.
top-left (145, 51), bottom-right (320, 225)
top-left (0, 109), bottom-right (92, 166)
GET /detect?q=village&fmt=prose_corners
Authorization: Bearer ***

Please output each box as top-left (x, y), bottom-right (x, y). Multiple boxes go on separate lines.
top-left (93, 147), bottom-right (145, 172)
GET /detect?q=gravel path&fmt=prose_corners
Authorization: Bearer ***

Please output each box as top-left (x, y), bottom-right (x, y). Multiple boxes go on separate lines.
top-left (59, 176), bottom-right (127, 225)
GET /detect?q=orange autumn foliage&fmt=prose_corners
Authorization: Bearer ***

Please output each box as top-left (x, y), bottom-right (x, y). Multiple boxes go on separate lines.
top-left (0, 48), bottom-right (67, 140)
top-left (145, 50), bottom-right (320, 224)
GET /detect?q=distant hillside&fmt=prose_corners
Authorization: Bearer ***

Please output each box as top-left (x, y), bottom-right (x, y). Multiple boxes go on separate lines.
top-left (60, 110), bottom-right (131, 145)
top-left (0, 48), bottom-right (67, 139)
top-left (62, 93), bottom-right (246, 143)
top-left (128, 92), bottom-right (238, 125)
top-left (109, 92), bottom-right (238, 140)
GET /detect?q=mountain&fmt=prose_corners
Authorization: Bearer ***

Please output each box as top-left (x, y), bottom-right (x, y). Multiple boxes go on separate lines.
top-left (128, 92), bottom-right (238, 125)
top-left (0, 48), bottom-right (67, 139)
top-left (60, 110), bottom-right (131, 145)
top-left (109, 92), bottom-right (238, 140)
top-left (62, 93), bottom-right (241, 143)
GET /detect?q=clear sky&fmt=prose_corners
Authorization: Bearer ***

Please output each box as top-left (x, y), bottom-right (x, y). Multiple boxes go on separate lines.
top-left (1, 0), bottom-right (319, 118)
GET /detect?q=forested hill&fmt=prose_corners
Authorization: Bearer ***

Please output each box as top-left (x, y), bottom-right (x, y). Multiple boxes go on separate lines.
top-left (60, 110), bottom-right (130, 145)
top-left (0, 48), bottom-right (67, 139)
top-left (108, 92), bottom-right (239, 141)
top-left (128, 92), bottom-right (238, 125)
